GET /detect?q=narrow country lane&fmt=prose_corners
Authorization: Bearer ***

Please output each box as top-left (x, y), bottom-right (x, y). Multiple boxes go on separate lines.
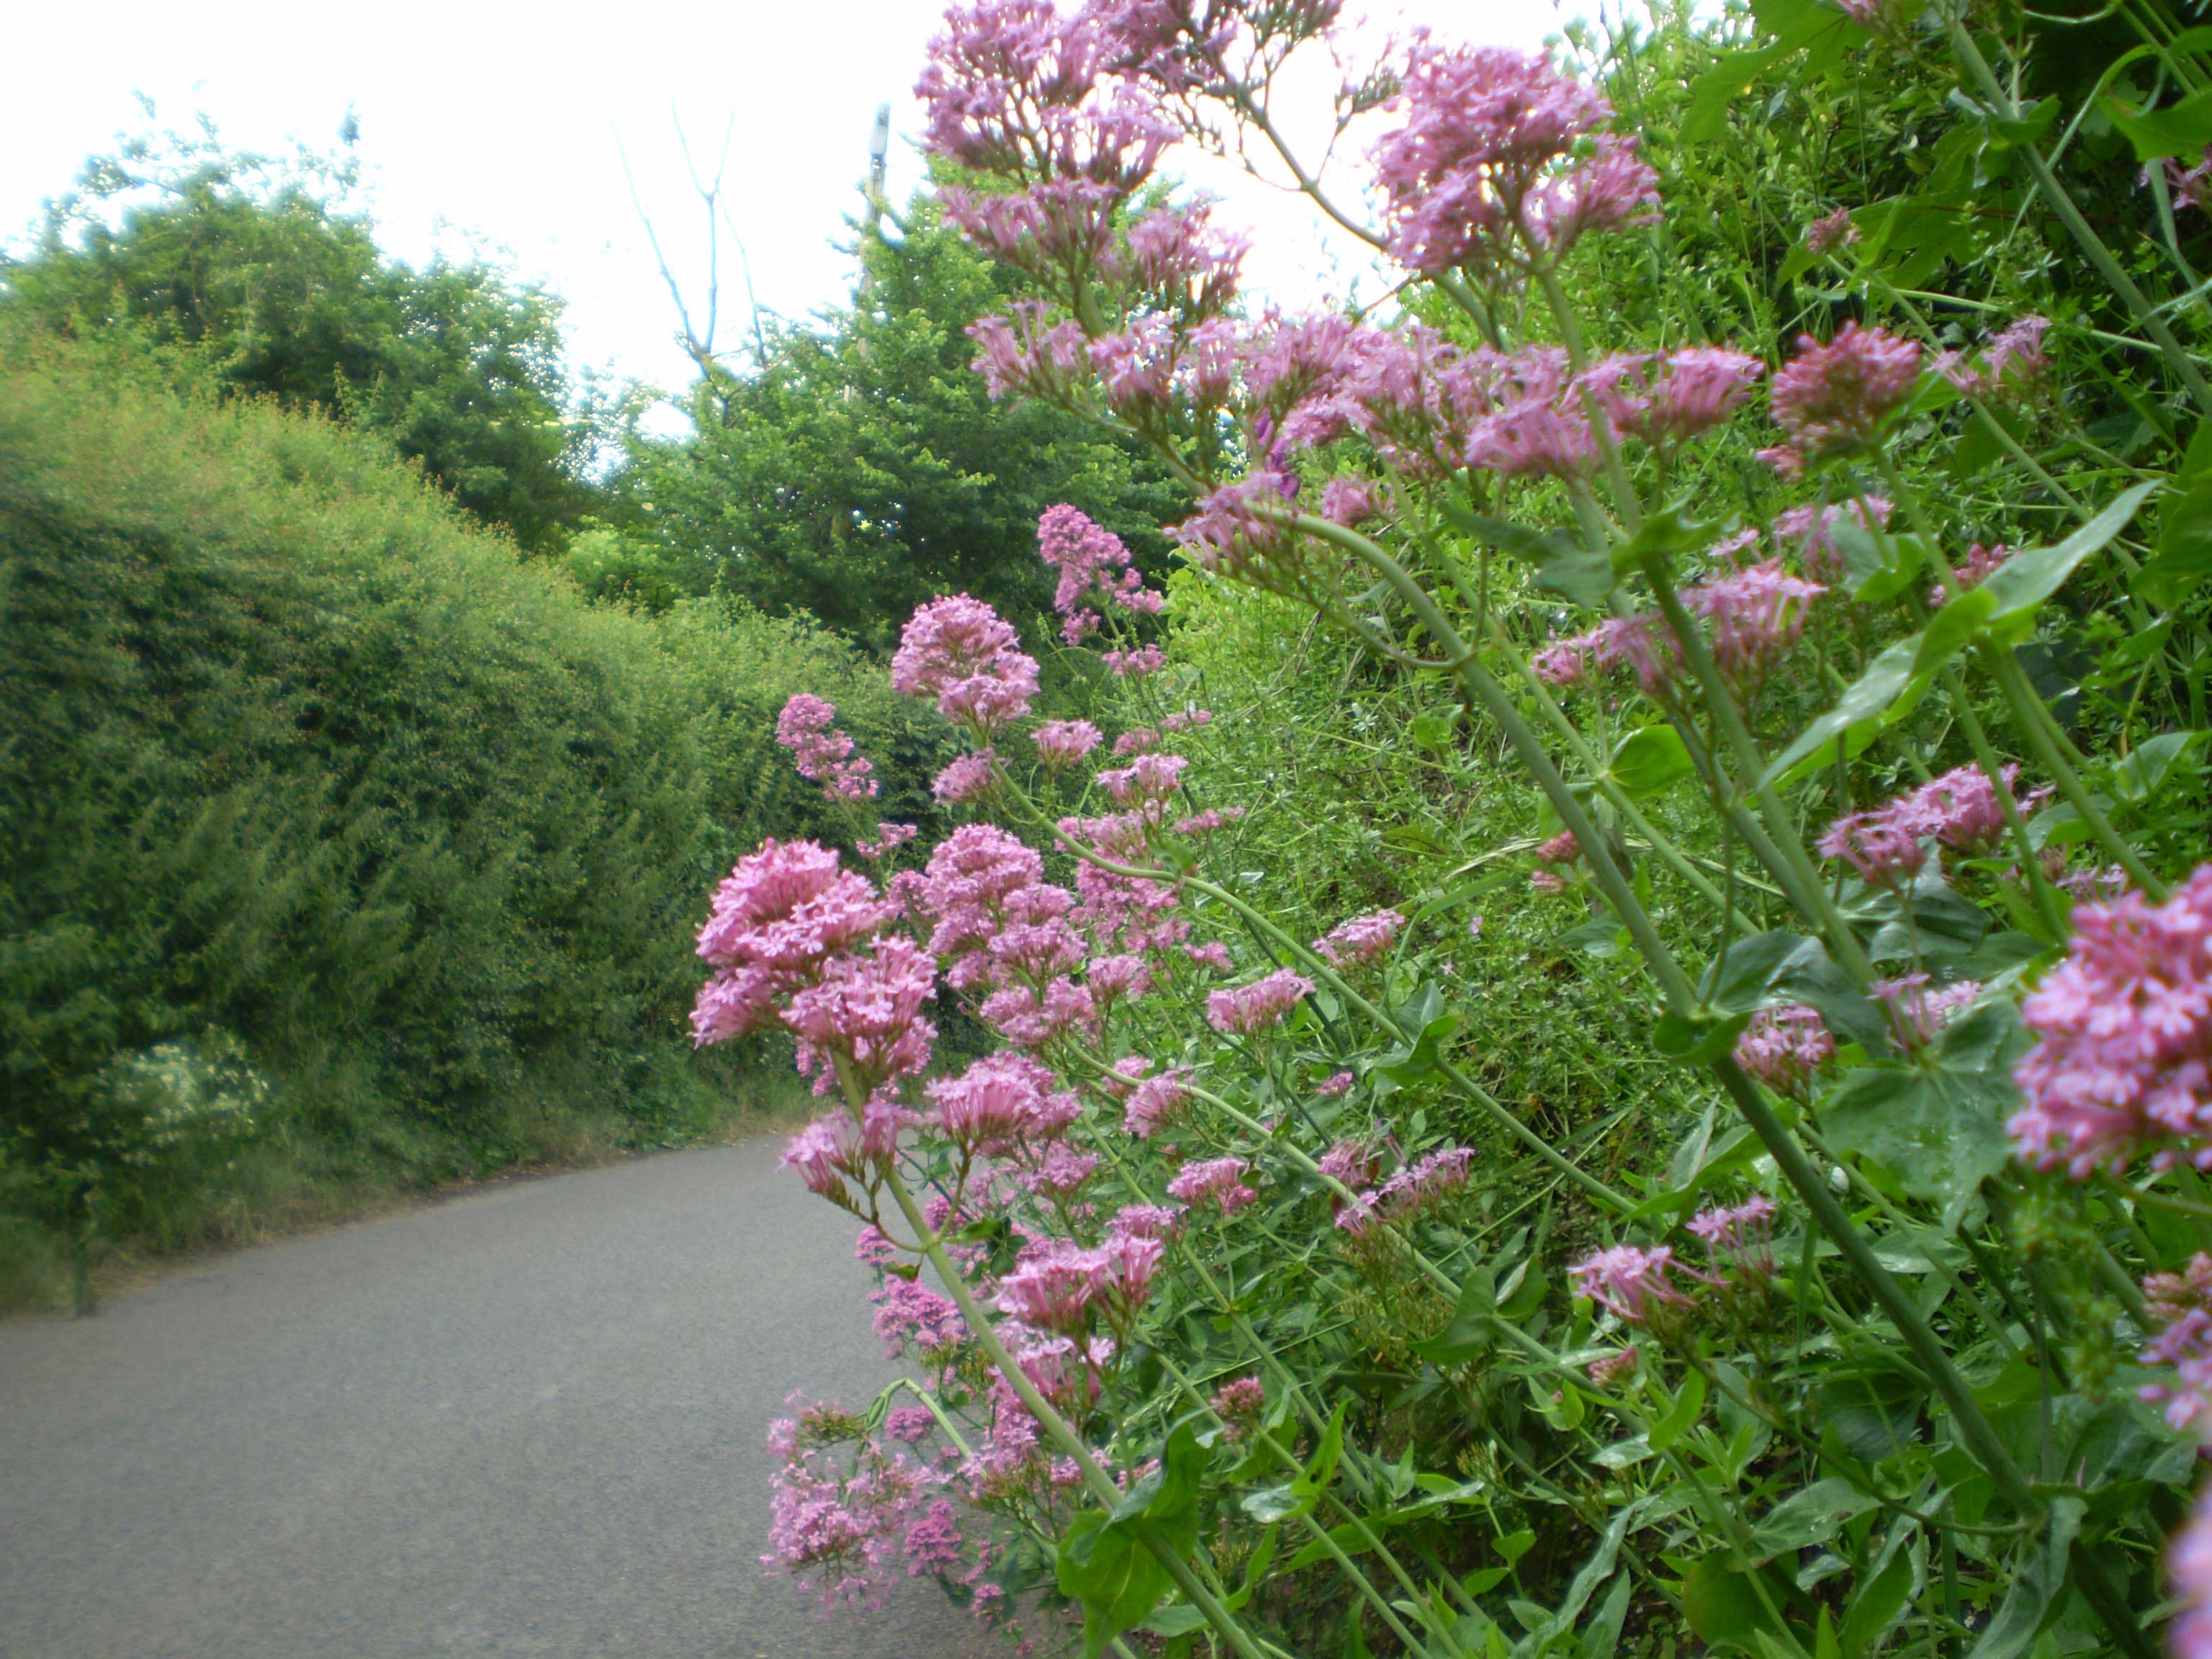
top-left (0, 1141), bottom-right (1000, 1659)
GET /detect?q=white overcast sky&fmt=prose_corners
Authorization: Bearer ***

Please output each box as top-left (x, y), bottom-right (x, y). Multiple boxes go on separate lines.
top-left (1, 0), bottom-right (1566, 400)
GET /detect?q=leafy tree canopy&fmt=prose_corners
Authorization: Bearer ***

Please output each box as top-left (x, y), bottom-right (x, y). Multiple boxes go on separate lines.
top-left (611, 194), bottom-right (1180, 650)
top-left (0, 112), bottom-right (594, 552)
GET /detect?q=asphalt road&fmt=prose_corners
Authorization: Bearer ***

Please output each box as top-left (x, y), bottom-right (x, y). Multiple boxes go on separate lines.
top-left (0, 1141), bottom-right (999, 1659)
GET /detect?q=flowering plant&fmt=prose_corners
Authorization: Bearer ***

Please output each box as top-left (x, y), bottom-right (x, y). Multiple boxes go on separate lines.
top-left (698, 1), bottom-right (2212, 1653)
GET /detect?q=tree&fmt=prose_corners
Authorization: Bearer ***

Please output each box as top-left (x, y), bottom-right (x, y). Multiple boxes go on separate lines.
top-left (615, 195), bottom-right (1180, 651)
top-left (0, 115), bottom-right (593, 552)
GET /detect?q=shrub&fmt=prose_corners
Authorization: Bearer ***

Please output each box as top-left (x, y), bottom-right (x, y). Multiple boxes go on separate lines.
top-left (0, 335), bottom-right (942, 1304)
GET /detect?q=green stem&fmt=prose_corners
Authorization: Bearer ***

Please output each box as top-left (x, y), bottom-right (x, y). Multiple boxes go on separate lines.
top-left (1948, 18), bottom-right (2212, 411)
top-left (872, 1146), bottom-right (1270, 1659)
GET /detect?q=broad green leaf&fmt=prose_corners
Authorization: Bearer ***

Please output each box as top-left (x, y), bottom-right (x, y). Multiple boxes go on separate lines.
top-left (2104, 85), bottom-right (2212, 160)
top-left (1814, 1362), bottom-right (1927, 1463)
top-left (1748, 1478), bottom-right (1881, 1558)
top-left (1412, 1267), bottom-right (1498, 1365)
top-left (1576, 1573), bottom-right (1634, 1659)
top-left (2105, 729), bottom-right (2206, 804)
top-left (1222, 1525), bottom-right (1279, 1612)
top-left (1612, 500), bottom-right (1726, 572)
top-left (1966, 1500), bottom-right (2083, 1659)
top-left (1819, 1001), bottom-right (2028, 1230)
top-left (1437, 503), bottom-right (1609, 603)
top-left (1970, 479), bottom-right (2158, 644)
top-left (1648, 1366), bottom-right (1708, 1452)
top-left (1683, 1558), bottom-right (1799, 1655)
top-left (1408, 711), bottom-right (1459, 750)
top-left (1683, 42), bottom-right (1797, 141)
top-left (1760, 635), bottom-right (1927, 790)
top-left (1840, 1548), bottom-right (1912, 1657)
top-left (2136, 480), bottom-right (2212, 605)
top-left (1058, 1511), bottom-right (1174, 1659)
top-left (1139, 1606), bottom-right (1210, 1637)
top-left (1609, 724), bottom-right (1696, 798)
top-left (1829, 517), bottom-right (1928, 603)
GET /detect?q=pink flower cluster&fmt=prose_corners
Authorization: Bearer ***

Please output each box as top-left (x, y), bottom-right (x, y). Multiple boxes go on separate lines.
top-left (1532, 560), bottom-right (1820, 701)
top-left (1732, 1004), bottom-right (1835, 1093)
top-left (1166, 1155), bottom-right (1258, 1214)
top-left (1761, 323), bottom-right (1923, 477)
top-left (692, 840), bottom-right (935, 1097)
top-left (1336, 1146), bottom-right (1475, 1238)
top-left (927, 1051), bottom-right (1082, 1156)
top-left (1570, 1245), bottom-right (1694, 1325)
top-left (1314, 909), bottom-right (1403, 969)
top-left (1206, 967), bottom-right (1315, 1035)
top-left (1817, 764), bottom-right (2049, 886)
top-left (1939, 316), bottom-right (2049, 406)
top-left (1872, 973), bottom-right (1982, 1049)
top-left (1686, 1195), bottom-right (1775, 1281)
top-left (1581, 349), bottom-right (1766, 450)
top-left (1930, 542), bottom-right (2011, 609)
top-left (1038, 504), bottom-right (1165, 644)
top-left (764, 1410), bottom-right (935, 1609)
top-left (891, 594), bottom-right (1041, 737)
top-left (2139, 1254), bottom-right (2212, 1436)
top-left (1369, 43), bottom-right (1658, 277)
top-left (777, 694), bottom-right (878, 803)
top-left (2010, 865), bottom-right (2212, 1177)
top-left (1772, 496), bottom-right (1890, 585)
top-left (994, 1231), bottom-right (1164, 1333)
top-left (1123, 1066), bottom-right (1192, 1137)
top-left (1033, 718), bottom-right (1104, 770)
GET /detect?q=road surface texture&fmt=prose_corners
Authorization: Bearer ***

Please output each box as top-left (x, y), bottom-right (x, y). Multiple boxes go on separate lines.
top-left (0, 1140), bottom-right (1001, 1659)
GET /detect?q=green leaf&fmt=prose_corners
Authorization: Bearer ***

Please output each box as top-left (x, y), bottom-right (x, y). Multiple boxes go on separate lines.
top-left (1819, 1001), bottom-right (2028, 1230)
top-left (1829, 518), bottom-right (1928, 603)
top-left (2105, 729), bottom-right (2206, 805)
top-left (1747, 1478), bottom-right (1881, 1558)
top-left (2104, 85), bottom-right (2212, 160)
top-left (1612, 500), bottom-right (1726, 572)
top-left (1814, 1362), bottom-right (1926, 1462)
top-left (1408, 711), bottom-right (1458, 750)
top-left (1609, 724), bottom-right (1696, 798)
top-left (1412, 1267), bottom-right (1498, 1365)
top-left (1648, 1367), bottom-right (1708, 1452)
top-left (1140, 1606), bottom-right (1210, 1637)
top-left (1375, 1010), bottom-right (1465, 1087)
top-left (2139, 480), bottom-right (2212, 605)
top-left (1683, 1558), bottom-right (1798, 1655)
top-left (1760, 635), bottom-right (1928, 790)
top-left (1968, 480), bottom-right (2159, 646)
top-left (1840, 1547), bottom-right (1912, 1657)
top-left (1683, 42), bottom-right (1797, 141)
top-left (1058, 1511), bottom-right (1174, 1659)
top-left (1966, 1500), bottom-right (2083, 1659)
top-left (1437, 503), bottom-right (1609, 603)
top-left (1577, 1573), bottom-right (1634, 1659)
top-left (1222, 1525), bottom-right (1279, 1613)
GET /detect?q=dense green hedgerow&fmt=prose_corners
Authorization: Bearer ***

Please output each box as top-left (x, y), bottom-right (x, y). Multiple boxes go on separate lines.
top-left (0, 338), bottom-right (945, 1306)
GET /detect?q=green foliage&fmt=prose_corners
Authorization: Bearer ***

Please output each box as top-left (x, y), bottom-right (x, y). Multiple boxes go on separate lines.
top-left (0, 117), bottom-right (593, 552)
top-left (0, 335), bottom-right (937, 1305)
top-left (615, 197), bottom-right (1180, 650)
